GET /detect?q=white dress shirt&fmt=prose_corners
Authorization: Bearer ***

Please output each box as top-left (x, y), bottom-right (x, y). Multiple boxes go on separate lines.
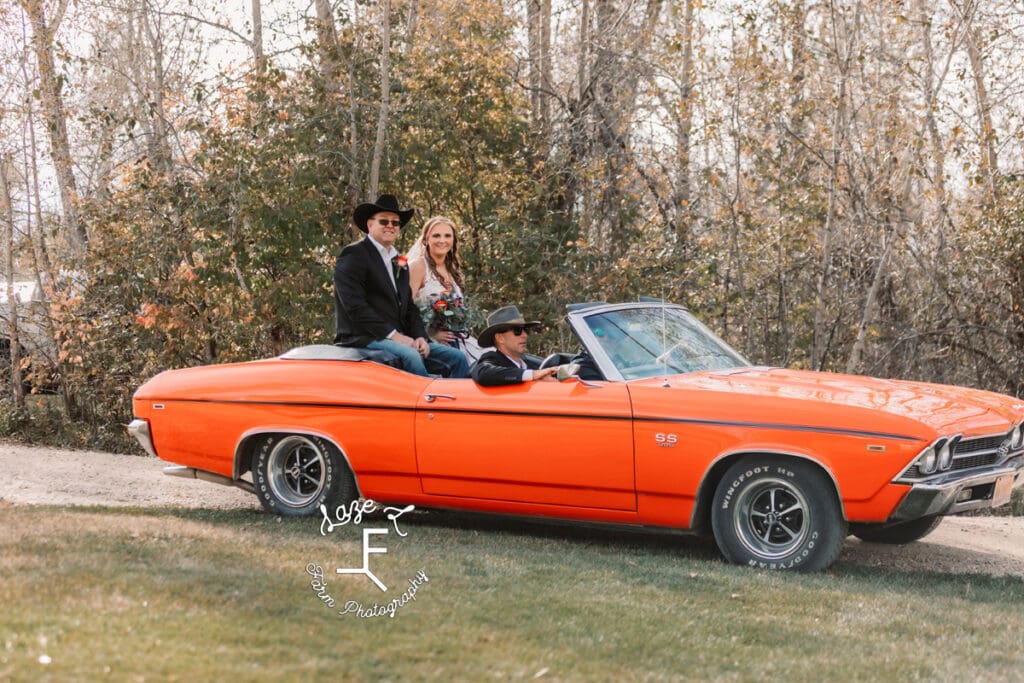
top-left (366, 235), bottom-right (400, 339)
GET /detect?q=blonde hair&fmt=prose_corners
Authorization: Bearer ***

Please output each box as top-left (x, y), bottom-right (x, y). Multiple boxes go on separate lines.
top-left (417, 216), bottom-right (465, 290)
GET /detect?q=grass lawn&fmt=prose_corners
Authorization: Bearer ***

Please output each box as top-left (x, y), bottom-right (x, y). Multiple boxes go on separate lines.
top-left (1, 503), bottom-right (1023, 682)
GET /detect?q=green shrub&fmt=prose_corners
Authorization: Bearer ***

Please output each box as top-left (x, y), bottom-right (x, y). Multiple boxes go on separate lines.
top-left (0, 396), bottom-right (136, 453)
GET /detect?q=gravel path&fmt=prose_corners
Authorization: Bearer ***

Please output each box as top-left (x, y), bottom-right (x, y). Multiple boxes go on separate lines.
top-left (2, 441), bottom-right (1023, 576)
top-left (0, 442), bottom-right (257, 510)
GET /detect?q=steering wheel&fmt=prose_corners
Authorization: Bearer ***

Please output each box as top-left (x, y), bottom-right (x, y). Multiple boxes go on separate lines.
top-left (540, 353), bottom-right (565, 370)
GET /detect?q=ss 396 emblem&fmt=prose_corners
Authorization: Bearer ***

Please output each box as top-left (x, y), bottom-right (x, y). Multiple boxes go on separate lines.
top-left (655, 433), bottom-right (678, 448)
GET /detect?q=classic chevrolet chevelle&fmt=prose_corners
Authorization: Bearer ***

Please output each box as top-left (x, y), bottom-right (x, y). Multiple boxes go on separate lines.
top-left (130, 301), bottom-right (1024, 570)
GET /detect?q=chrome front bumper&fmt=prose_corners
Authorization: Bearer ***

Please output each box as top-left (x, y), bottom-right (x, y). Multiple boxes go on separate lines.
top-left (128, 418), bottom-right (158, 458)
top-left (890, 456), bottom-right (1024, 520)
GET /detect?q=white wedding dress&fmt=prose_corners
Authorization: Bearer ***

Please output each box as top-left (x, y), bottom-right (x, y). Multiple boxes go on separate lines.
top-left (414, 261), bottom-right (486, 363)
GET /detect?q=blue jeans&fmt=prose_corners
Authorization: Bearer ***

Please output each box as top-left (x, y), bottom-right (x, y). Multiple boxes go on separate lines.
top-left (367, 338), bottom-right (469, 378)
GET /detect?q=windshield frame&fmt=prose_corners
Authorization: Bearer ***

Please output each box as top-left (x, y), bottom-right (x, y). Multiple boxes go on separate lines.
top-left (566, 302), bottom-right (751, 382)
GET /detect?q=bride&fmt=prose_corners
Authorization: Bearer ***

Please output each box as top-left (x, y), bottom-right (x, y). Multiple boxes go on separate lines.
top-left (408, 216), bottom-right (485, 362)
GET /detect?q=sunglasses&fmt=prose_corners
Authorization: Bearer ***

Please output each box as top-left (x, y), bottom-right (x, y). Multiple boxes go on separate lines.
top-left (509, 326), bottom-right (530, 336)
top-left (377, 218), bottom-right (402, 227)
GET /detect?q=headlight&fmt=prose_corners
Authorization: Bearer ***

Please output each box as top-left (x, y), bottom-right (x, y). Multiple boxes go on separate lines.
top-left (937, 439), bottom-right (954, 471)
top-left (919, 446), bottom-right (938, 475)
top-left (1011, 424), bottom-right (1024, 449)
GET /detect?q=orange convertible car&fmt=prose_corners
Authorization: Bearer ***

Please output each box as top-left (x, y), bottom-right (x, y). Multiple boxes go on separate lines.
top-left (130, 301), bottom-right (1024, 571)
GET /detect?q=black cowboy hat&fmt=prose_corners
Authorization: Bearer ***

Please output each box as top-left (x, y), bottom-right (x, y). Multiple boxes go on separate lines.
top-left (477, 305), bottom-right (542, 348)
top-left (352, 194), bottom-right (416, 232)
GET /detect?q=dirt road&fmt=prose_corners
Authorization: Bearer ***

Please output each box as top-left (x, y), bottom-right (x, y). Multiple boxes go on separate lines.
top-left (2, 442), bottom-right (1023, 576)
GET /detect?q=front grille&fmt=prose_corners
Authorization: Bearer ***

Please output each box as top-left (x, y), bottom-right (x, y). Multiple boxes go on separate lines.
top-left (955, 435), bottom-right (1005, 456)
top-left (950, 452), bottom-right (998, 471)
top-left (900, 433), bottom-right (1011, 480)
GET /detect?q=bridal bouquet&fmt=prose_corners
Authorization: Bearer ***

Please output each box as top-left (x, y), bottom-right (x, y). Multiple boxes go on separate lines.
top-left (419, 290), bottom-right (483, 335)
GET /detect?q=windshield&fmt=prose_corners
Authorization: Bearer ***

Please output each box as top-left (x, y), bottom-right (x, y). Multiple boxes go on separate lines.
top-left (581, 306), bottom-right (749, 380)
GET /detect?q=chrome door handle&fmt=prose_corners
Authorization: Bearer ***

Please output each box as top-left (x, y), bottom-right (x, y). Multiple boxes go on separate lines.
top-left (424, 393), bottom-right (456, 403)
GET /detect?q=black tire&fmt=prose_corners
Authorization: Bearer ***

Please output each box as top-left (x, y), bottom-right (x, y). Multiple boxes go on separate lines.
top-left (711, 457), bottom-right (847, 571)
top-left (850, 515), bottom-right (943, 545)
top-left (252, 434), bottom-right (356, 517)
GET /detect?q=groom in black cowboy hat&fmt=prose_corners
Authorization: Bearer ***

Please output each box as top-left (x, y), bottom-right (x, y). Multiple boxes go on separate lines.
top-left (333, 193), bottom-right (468, 378)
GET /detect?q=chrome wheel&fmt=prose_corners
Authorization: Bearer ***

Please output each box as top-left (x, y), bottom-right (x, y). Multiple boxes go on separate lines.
top-left (733, 478), bottom-right (809, 559)
top-left (712, 457), bottom-right (847, 571)
top-left (266, 435), bottom-right (328, 507)
top-left (252, 433), bottom-right (357, 517)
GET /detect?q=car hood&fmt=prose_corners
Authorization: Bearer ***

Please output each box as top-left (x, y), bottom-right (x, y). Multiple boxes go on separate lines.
top-left (642, 367), bottom-right (1024, 438)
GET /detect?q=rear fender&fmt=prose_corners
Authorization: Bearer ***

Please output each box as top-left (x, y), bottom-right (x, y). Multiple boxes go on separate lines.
top-left (233, 427), bottom-right (362, 498)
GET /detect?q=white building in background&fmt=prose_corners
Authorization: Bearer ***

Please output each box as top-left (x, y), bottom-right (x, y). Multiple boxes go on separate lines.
top-left (0, 280), bottom-right (56, 380)
top-left (0, 281), bottom-right (42, 307)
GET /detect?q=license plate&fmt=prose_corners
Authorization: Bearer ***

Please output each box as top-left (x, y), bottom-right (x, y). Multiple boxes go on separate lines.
top-left (993, 474), bottom-right (1014, 507)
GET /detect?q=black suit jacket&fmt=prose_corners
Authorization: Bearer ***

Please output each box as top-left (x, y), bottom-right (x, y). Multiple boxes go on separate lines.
top-left (333, 238), bottom-right (428, 347)
top-left (470, 350), bottom-right (540, 387)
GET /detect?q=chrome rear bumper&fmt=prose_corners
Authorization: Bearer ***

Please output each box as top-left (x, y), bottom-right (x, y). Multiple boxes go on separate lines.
top-left (890, 457), bottom-right (1023, 520)
top-left (128, 418), bottom-right (158, 458)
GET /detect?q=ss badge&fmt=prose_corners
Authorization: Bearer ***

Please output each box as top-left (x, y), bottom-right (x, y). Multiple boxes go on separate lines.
top-left (655, 433), bottom-right (678, 448)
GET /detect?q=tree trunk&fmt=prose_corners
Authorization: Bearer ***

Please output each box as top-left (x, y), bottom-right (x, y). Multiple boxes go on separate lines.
top-left (0, 156), bottom-right (25, 408)
top-left (671, 0), bottom-right (694, 243)
top-left (23, 84), bottom-right (72, 415)
top-left (139, 1), bottom-right (174, 174)
top-left (251, 0), bottom-right (265, 71)
top-left (404, 0), bottom-right (419, 52)
top-left (347, 2), bottom-right (363, 205)
top-left (578, 0), bottom-right (590, 106)
top-left (20, 45), bottom-right (54, 280)
top-left (587, 0), bottom-right (620, 252)
top-left (527, 0), bottom-right (552, 138)
top-left (20, 0), bottom-right (87, 252)
top-left (369, 0), bottom-right (392, 197)
top-left (586, 0), bottom-right (665, 254)
top-left (845, 230), bottom-right (893, 374)
top-left (314, 0), bottom-right (341, 87)
top-left (547, 0), bottom-right (591, 234)
top-left (964, 25), bottom-right (999, 208)
top-left (540, 0), bottom-right (551, 128)
top-left (528, 0), bottom-right (541, 120)
top-left (914, 0), bottom-right (957, 246)
top-left (811, 2), bottom-right (860, 371)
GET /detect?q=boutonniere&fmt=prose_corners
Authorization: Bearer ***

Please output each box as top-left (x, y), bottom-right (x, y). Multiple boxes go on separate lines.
top-left (392, 255), bottom-right (408, 279)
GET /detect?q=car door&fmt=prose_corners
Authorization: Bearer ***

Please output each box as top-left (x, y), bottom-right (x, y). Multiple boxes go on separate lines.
top-left (414, 378), bottom-right (636, 511)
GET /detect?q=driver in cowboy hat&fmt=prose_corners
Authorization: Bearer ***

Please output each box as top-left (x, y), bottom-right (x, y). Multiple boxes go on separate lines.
top-left (333, 193), bottom-right (469, 378)
top-left (470, 305), bottom-right (563, 386)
